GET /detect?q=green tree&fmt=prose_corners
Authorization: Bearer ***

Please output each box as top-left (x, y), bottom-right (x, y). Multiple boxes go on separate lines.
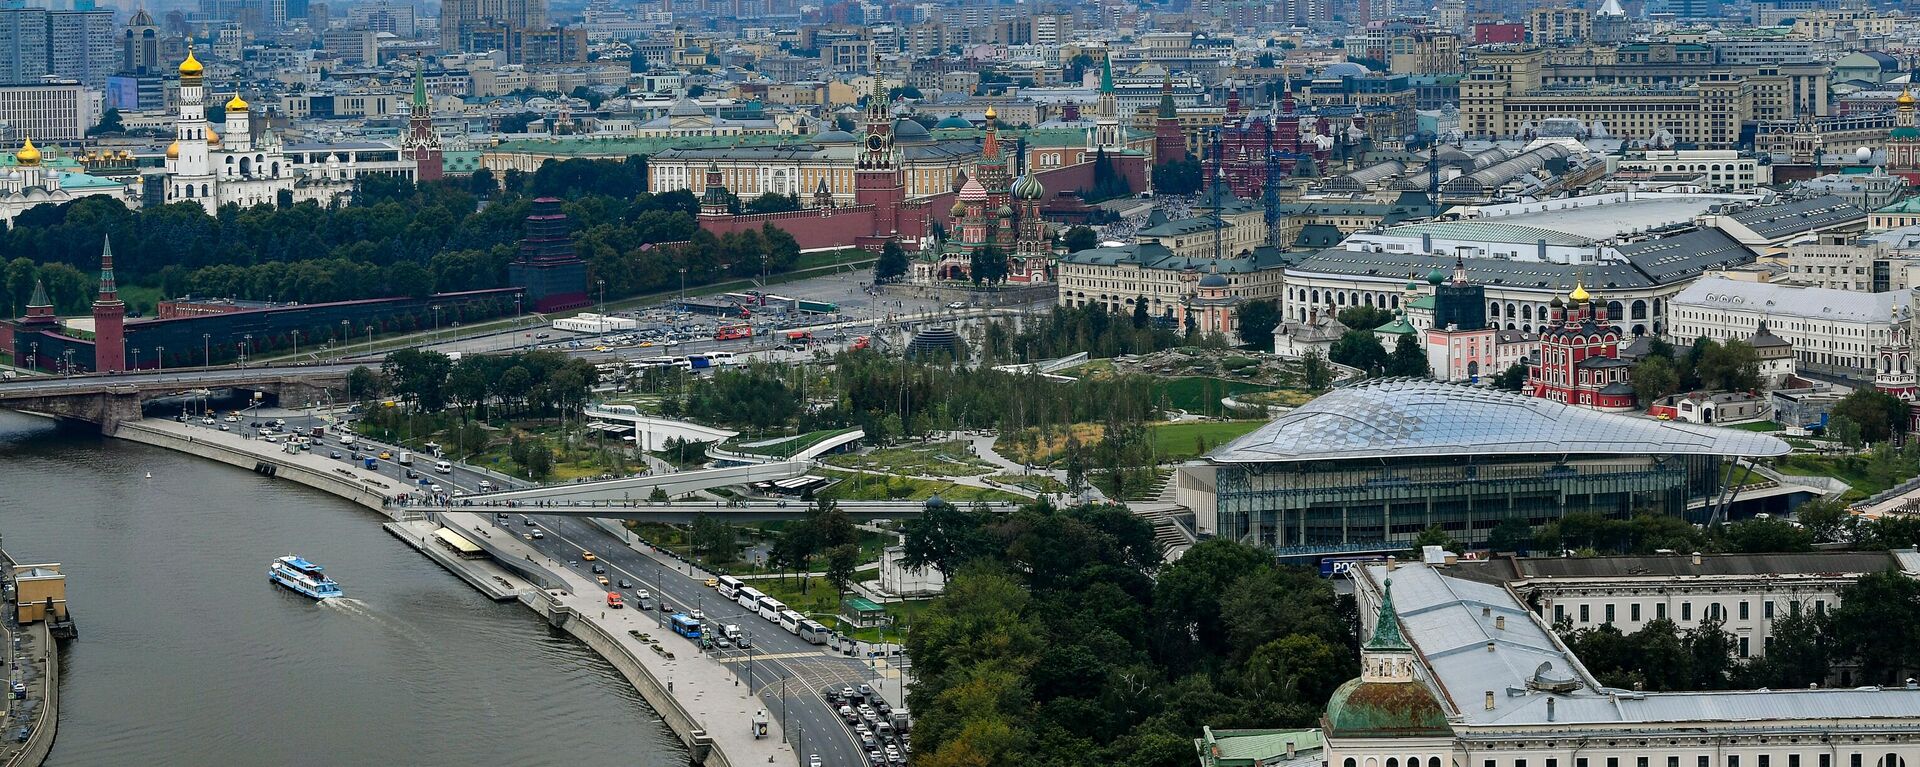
top-left (1632, 354), bottom-right (1682, 404)
top-left (87, 108), bottom-right (123, 136)
top-left (1061, 226), bottom-right (1099, 254)
top-left (690, 513), bottom-right (737, 564)
top-left (824, 543), bottom-right (860, 593)
top-left (1407, 524), bottom-right (1461, 556)
top-left (345, 365), bottom-right (384, 402)
top-left (524, 440), bottom-right (554, 479)
top-left (1335, 305), bottom-right (1393, 331)
top-left (1328, 330), bottom-right (1387, 375)
top-left (1151, 539), bottom-right (1272, 656)
top-left (874, 240), bottom-right (911, 283)
top-left (1235, 299), bottom-right (1281, 350)
top-left (1793, 498), bottom-right (1851, 543)
top-left (1718, 517), bottom-right (1814, 553)
top-left (1300, 349), bottom-right (1333, 390)
top-left (969, 245), bottom-right (1009, 285)
top-left (743, 192), bottom-right (801, 213)
top-left (1827, 413), bottom-right (1865, 449)
top-left (1491, 361), bottom-right (1528, 391)
top-left (1131, 296), bottom-right (1149, 328)
top-left (1830, 570), bottom-right (1920, 684)
top-left (1696, 338), bottom-right (1762, 391)
top-left (382, 348), bottom-right (455, 411)
top-left (901, 497), bottom-right (991, 575)
top-left (1832, 389), bottom-right (1908, 443)
top-left (1387, 333), bottom-right (1429, 377)
top-left (1487, 518), bottom-right (1533, 553)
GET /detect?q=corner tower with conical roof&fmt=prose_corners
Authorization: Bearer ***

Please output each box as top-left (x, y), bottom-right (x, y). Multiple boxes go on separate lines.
top-left (92, 235), bottom-right (125, 373)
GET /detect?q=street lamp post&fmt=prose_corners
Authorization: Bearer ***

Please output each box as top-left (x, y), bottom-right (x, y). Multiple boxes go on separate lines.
top-left (779, 676), bottom-right (788, 743)
top-left (339, 320), bottom-right (349, 360)
top-left (155, 346), bottom-right (163, 372)
top-left (597, 279), bottom-right (605, 314)
top-left (291, 330), bottom-right (300, 358)
top-left (202, 333), bottom-right (211, 368)
top-left (365, 326), bottom-right (373, 355)
top-left (132, 348), bottom-right (140, 370)
top-left (26, 342), bottom-right (35, 373)
top-left (241, 334), bottom-right (252, 367)
top-left (431, 305), bottom-right (441, 341)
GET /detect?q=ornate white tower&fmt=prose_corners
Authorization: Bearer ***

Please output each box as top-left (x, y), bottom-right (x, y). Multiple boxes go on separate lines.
top-left (224, 92), bottom-right (252, 153)
top-left (168, 49), bottom-right (217, 210)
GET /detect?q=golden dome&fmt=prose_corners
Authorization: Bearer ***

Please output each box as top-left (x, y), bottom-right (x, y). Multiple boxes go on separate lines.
top-left (1569, 281), bottom-right (1590, 302)
top-left (206, 128), bottom-right (221, 146)
top-left (984, 105), bottom-right (997, 120)
top-left (226, 93), bottom-right (249, 113)
top-left (1900, 89), bottom-right (1916, 108)
top-left (166, 140), bottom-right (180, 159)
top-left (15, 136), bottom-right (40, 167)
top-left (179, 50), bottom-right (202, 76)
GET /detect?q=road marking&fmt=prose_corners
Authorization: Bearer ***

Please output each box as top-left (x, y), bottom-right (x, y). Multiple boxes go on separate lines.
top-left (716, 651), bottom-right (820, 664)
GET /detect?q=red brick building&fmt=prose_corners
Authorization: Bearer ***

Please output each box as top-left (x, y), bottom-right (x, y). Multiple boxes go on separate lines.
top-left (1528, 284), bottom-right (1636, 411)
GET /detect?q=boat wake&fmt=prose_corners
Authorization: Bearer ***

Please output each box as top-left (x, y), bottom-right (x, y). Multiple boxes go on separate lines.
top-left (319, 597), bottom-right (433, 647)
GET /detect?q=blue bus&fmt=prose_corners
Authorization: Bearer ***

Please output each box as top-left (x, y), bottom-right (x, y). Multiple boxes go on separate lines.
top-left (669, 614), bottom-right (702, 639)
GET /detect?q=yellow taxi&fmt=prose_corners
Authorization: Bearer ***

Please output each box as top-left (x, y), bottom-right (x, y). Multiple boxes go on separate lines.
top-left (378, 451), bottom-right (392, 460)
top-left (597, 576), bottom-right (610, 588)
top-left (704, 577), bottom-right (718, 588)
top-left (582, 551), bottom-right (597, 561)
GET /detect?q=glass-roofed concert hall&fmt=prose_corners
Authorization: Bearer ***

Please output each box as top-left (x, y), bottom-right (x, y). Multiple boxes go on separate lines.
top-left (1174, 380), bottom-right (1792, 554)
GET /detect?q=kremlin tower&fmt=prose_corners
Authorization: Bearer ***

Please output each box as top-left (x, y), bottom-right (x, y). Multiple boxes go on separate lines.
top-left (91, 235), bottom-right (125, 373)
top-left (401, 64), bottom-right (444, 182)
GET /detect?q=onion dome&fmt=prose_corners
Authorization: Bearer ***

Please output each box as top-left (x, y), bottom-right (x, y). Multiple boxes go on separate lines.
top-left (226, 93), bottom-right (249, 113)
top-left (996, 204), bottom-right (1013, 218)
top-left (165, 140), bottom-right (180, 159)
top-left (1550, 294), bottom-right (1564, 308)
top-left (958, 177), bottom-right (988, 202)
top-left (14, 137), bottom-right (39, 167)
top-left (1901, 90), bottom-right (1916, 108)
top-left (984, 105), bottom-right (997, 121)
top-left (1011, 173), bottom-right (1045, 200)
top-left (1199, 271), bottom-right (1229, 288)
top-left (1569, 281), bottom-right (1590, 302)
top-left (206, 128), bottom-right (221, 146)
top-left (179, 50), bottom-right (203, 77)
top-left (1426, 267), bottom-right (1446, 285)
top-left (949, 199), bottom-right (967, 218)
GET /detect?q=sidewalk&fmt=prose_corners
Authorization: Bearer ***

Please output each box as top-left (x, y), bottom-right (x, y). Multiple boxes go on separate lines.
top-left (441, 510), bottom-right (794, 766)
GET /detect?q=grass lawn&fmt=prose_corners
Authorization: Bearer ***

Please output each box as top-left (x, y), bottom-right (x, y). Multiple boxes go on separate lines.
top-left (1149, 420), bottom-right (1264, 461)
top-left (1727, 421), bottom-right (1784, 432)
top-left (825, 440), bottom-right (996, 477)
top-left (1150, 377), bottom-right (1276, 414)
top-left (1236, 389), bottom-right (1320, 408)
top-left (815, 468), bottom-right (1024, 503)
top-left (1772, 453), bottom-right (1897, 502)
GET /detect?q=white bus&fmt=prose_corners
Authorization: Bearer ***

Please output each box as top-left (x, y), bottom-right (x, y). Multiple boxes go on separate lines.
top-left (715, 575), bottom-right (745, 600)
top-left (737, 586), bottom-right (766, 610)
top-left (797, 620), bottom-right (829, 645)
top-left (778, 609), bottom-right (803, 634)
top-left (757, 597), bottom-right (787, 622)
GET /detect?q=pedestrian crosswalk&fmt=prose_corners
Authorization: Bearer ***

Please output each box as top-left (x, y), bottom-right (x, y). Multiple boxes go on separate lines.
top-left (716, 651), bottom-right (821, 664)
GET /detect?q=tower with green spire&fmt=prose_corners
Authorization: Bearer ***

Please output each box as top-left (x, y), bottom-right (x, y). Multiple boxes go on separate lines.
top-left (402, 61), bottom-right (444, 181)
top-left (1322, 575), bottom-right (1452, 744)
top-left (1090, 53), bottom-right (1121, 150)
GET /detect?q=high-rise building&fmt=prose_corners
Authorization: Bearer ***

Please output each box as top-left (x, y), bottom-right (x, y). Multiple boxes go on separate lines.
top-left (0, 10), bottom-right (50, 84)
top-left (439, 0), bottom-right (549, 53)
top-left (120, 7), bottom-right (160, 75)
top-left (0, 8), bottom-right (114, 88)
top-left (50, 8), bottom-right (114, 88)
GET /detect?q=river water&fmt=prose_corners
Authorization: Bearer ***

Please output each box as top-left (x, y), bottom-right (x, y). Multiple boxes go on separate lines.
top-left (0, 411), bottom-right (686, 766)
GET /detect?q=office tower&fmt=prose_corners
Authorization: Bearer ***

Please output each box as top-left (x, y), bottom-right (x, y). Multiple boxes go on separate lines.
top-left (0, 10), bottom-right (49, 84)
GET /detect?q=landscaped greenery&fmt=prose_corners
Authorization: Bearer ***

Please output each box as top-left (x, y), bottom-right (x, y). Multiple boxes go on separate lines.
top-left (1148, 376), bottom-right (1275, 414)
top-left (989, 472), bottom-right (1068, 494)
top-left (1148, 420), bottom-right (1264, 460)
top-left (814, 468), bottom-right (1024, 503)
top-left (1728, 420), bottom-right (1784, 432)
top-left (899, 503), bottom-right (1355, 767)
top-left (825, 440), bottom-right (996, 477)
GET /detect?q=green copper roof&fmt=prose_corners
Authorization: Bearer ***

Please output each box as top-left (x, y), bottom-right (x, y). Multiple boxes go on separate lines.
top-left (1195, 728), bottom-right (1323, 767)
top-left (1375, 316), bottom-right (1418, 335)
top-left (1323, 677), bottom-right (1452, 738)
top-left (1877, 196), bottom-right (1920, 214)
top-left (1100, 54), bottom-right (1114, 94)
top-left (1409, 295), bottom-right (1436, 310)
top-left (413, 64), bottom-right (428, 108)
top-left (1365, 579), bottom-right (1411, 651)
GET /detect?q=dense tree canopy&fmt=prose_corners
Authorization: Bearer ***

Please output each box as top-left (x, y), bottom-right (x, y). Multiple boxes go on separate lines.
top-left (906, 517), bottom-right (1355, 767)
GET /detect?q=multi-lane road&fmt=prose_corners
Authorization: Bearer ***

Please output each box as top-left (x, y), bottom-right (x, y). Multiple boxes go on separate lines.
top-left (245, 414), bottom-right (895, 767)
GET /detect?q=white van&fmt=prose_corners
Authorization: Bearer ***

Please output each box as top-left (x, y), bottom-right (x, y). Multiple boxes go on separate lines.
top-left (338, 435), bottom-right (356, 447)
top-left (434, 461), bottom-right (453, 474)
top-left (397, 451), bottom-right (413, 466)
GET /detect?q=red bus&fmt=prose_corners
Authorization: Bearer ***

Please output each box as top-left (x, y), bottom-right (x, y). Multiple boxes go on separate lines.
top-left (715, 323), bottom-right (753, 341)
top-left (784, 330), bottom-right (814, 345)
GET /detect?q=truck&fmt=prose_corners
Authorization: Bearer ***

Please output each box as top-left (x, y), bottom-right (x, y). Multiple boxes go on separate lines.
top-left (721, 623), bottom-right (743, 645)
top-left (606, 591), bottom-right (624, 609)
top-left (397, 451), bottom-right (413, 466)
top-left (752, 711), bottom-right (769, 739)
top-left (714, 323), bottom-right (753, 341)
top-left (362, 457), bottom-right (378, 470)
top-left (795, 299), bottom-right (838, 314)
top-left (851, 336), bottom-right (871, 351)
